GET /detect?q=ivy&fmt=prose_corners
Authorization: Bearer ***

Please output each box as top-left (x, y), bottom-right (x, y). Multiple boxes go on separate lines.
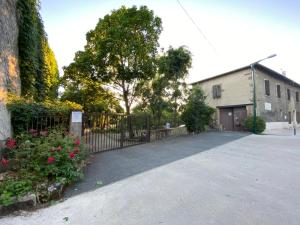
top-left (17, 0), bottom-right (59, 101)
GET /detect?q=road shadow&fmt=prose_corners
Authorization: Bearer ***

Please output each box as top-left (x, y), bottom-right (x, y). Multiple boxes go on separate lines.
top-left (64, 131), bottom-right (249, 198)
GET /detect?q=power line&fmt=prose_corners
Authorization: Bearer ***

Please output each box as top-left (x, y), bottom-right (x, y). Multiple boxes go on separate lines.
top-left (176, 0), bottom-right (218, 54)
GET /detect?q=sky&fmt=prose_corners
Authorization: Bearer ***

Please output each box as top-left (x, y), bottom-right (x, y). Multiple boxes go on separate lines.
top-left (40, 0), bottom-right (300, 84)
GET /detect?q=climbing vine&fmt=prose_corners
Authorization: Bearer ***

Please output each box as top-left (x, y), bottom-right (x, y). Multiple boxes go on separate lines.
top-left (17, 0), bottom-right (59, 101)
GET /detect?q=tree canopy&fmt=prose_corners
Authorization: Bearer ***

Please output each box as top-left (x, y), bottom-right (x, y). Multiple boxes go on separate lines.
top-left (136, 46), bottom-right (192, 123)
top-left (61, 79), bottom-right (123, 113)
top-left (63, 5), bottom-right (162, 114)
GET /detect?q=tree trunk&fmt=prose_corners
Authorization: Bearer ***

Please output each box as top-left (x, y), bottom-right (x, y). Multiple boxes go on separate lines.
top-left (122, 86), bottom-right (134, 138)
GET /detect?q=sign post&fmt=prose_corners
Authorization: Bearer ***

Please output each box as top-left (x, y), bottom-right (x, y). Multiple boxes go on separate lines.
top-left (70, 111), bottom-right (83, 139)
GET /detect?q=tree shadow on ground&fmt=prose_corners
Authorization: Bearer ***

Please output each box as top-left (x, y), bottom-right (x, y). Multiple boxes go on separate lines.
top-left (64, 131), bottom-right (249, 198)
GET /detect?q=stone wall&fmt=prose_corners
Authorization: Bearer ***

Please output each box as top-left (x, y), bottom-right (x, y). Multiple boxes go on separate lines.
top-left (0, 0), bottom-right (21, 141)
top-left (255, 70), bottom-right (300, 123)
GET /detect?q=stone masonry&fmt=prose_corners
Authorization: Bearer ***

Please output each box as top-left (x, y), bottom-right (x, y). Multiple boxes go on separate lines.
top-left (0, 0), bottom-right (21, 141)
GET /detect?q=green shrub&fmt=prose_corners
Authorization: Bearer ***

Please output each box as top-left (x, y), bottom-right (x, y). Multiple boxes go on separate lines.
top-left (0, 179), bottom-right (33, 206)
top-left (244, 116), bottom-right (266, 134)
top-left (181, 87), bottom-right (215, 133)
top-left (7, 94), bottom-right (82, 134)
top-left (0, 131), bottom-right (88, 205)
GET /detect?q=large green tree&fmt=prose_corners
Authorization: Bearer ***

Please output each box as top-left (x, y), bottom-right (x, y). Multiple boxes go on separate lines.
top-left (137, 46), bottom-right (192, 123)
top-left (61, 79), bottom-right (123, 113)
top-left (158, 46), bottom-right (192, 117)
top-left (63, 6), bottom-right (162, 114)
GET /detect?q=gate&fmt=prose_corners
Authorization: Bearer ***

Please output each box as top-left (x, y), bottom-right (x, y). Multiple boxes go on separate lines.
top-left (83, 113), bottom-right (150, 153)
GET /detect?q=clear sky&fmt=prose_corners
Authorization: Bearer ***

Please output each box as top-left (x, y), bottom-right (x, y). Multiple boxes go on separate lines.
top-left (40, 0), bottom-right (300, 84)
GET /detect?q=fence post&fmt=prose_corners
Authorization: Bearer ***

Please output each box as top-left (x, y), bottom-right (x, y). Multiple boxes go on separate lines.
top-left (70, 111), bottom-right (83, 139)
top-left (120, 116), bottom-right (124, 148)
top-left (146, 115), bottom-right (151, 142)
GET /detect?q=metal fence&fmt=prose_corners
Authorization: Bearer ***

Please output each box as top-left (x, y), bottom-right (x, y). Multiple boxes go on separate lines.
top-left (24, 114), bottom-right (70, 134)
top-left (83, 113), bottom-right (150, 153)
top-left (20, 112), bottom-right (187, 153)
top-left (82, 113), bottom-right (188, 153)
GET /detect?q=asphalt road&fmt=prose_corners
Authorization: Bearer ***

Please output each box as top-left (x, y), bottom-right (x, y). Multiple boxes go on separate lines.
top-left (2, 130), bottom-right (300, 225)
top-left (65, 131), bottom-right (248, 198)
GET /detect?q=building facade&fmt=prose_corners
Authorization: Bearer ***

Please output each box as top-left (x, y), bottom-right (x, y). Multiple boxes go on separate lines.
top-left (192, 64), bottom-right (300, 131)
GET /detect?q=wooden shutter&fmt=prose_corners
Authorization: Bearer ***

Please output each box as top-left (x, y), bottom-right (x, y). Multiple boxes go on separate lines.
top-left (276, 85), bottom-right (281, 98)
top-left (212, 85), bottom-right (221, 98)
top-left (265, 80), bottom-right (270, 96)
top-left (217, 85), bottom-right (221, 98)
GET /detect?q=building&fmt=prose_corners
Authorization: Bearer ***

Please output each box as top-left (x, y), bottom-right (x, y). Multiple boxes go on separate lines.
top-left (191, 64), bottom-right (300, 131)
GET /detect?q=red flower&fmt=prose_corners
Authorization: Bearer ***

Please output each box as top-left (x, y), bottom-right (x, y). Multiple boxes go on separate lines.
top-left (74, 147), bottom-right (79, 154)
top-left (47, 156), bottom-right (55, 164)
top-left (1, 158), bottom-right (9, 167)
top-left (56, 146), bottom-right (62, 151)
top-left (69, 152), bottom-right (75, 159)
top-left (74, 138), bottom-right (80, 146)
top-left (6, 138), bottom-right (16, 149)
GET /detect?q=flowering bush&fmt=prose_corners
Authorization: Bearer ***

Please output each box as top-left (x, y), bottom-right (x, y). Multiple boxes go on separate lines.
top-left (0, 131), bottom-right (88, 205)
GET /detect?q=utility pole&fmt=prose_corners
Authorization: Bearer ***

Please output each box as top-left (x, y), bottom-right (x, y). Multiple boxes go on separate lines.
top-left (250, 54), bottom-right (277, 134)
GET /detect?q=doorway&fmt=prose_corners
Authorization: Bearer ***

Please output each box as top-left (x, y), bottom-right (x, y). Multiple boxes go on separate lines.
top-left (220, 106), bottom-right (247, 131)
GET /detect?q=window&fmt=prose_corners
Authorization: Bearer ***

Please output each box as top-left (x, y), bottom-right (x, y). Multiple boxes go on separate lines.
top-left (296, 92), bottom-right (299, 102)
top-left (264, 80), bottom-right (270, 96)
top-left (297, 112), bottom-right (300, 124)
top-left (212, 85), bottom-right (221, 99)
top-left (287, 89), bottom-right (291, 100)
top-left (276, 84), bottom-right (281, 98)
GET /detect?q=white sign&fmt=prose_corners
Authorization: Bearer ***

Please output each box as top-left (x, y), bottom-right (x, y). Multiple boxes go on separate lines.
top-left (265, 102), bottom-right (272, 111)
top-left (71, 111), bottom-right (82, 123)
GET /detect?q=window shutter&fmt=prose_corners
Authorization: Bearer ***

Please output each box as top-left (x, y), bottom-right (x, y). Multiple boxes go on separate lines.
top-left (277, 85), bottom-right (281, 98)
top-left (265, 80), bottom-right (270, 96)
top-left (212, 85), bottom-right (221, 99)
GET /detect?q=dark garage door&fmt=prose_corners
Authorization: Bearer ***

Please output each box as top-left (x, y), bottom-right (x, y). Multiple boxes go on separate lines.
top-left (220, 106), bottom-right (247, 131)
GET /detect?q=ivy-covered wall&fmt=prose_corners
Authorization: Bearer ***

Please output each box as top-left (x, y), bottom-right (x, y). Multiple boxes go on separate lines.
top-left (0, 0), bottom-right (60, 141)
top-left (17, 0), bottom-right (59, 101)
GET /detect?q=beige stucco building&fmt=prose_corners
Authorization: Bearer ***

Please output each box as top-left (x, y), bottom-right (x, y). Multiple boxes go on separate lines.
top-left (192, 64), bottom-right (300, 131)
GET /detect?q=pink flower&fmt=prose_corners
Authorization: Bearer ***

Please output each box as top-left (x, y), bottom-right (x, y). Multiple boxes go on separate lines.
top-left (56, 146), bottom-right (62, 151)
top-left (69, 152), bottom-right (75, 159)
top-left (1, 158), bottom-right (9, 167)
top-left (6, 138), bottom-right (16, 149)
top-left (50, 147), bottom-right (56, 152)
top-left (47, 156), bottom-right (55, 164)
top-left (40, 130), bottom-right (48, 137)
top-left (29, 129), bottom-right (38, 137)
top-left (74, 138), bottom-right (80, 146)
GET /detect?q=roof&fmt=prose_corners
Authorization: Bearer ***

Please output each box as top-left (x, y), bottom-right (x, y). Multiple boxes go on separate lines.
top-left (191, 64), bottom-right (300, 88)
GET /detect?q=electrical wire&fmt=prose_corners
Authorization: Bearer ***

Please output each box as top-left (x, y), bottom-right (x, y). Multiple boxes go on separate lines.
top-left (176, 0), bottom-right (218, 54)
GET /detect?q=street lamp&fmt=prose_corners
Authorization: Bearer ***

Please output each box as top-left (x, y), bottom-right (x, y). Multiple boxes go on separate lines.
top-left (250, 54), bottom-right (277, 133)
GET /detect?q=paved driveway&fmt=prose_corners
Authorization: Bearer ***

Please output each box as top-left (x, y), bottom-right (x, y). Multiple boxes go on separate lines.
top-left (2, 131), bottom-right (300, 225)
top-left (65, 131), bottom-right (248, 198)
